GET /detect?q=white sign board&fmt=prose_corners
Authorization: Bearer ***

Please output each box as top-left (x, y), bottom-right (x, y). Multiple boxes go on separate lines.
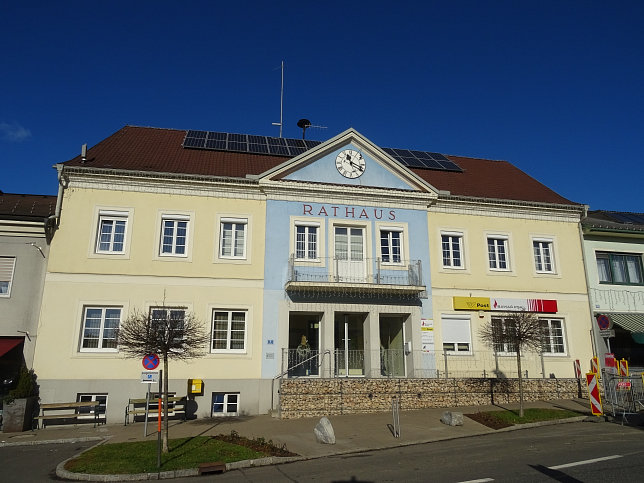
top-left (421, 318), bottom-right (434, 352)
top-left (141, 371), bottom-right (159, 383)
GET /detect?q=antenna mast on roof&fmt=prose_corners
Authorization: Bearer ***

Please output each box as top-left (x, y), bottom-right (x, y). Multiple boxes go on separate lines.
top-left (271, 60), bottom-right (284, 138)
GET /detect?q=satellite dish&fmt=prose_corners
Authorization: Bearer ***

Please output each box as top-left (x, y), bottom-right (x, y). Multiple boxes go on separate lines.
top-left (297, 118), bottom-right (311, 129)
top-left (297, 119), bottom-right (312, 139)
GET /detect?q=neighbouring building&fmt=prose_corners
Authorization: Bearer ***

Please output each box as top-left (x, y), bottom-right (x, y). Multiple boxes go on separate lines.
top-left (0, 192), bottom-right (56, 398)
top-left (32, 126), bottom-right (595, 421)
top-left (581, 211), bottom-right (644, 373)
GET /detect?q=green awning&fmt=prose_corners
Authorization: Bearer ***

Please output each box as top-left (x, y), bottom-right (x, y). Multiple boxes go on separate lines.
top-left (608, 313), bottom-right (644, 333)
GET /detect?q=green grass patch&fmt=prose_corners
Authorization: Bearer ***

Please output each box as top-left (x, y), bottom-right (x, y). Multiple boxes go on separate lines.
top-left (493, 408), bottom-right (582, 424)
top-left (64, 436), bottom-right (266, 474)
top-left (466, 407), bottom-right (583, 429)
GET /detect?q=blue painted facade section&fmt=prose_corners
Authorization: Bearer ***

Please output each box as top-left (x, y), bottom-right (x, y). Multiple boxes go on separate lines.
top-left (261, 197), bottom-right (434, 378)
top-left (284, 142), bottom-right (415, 191)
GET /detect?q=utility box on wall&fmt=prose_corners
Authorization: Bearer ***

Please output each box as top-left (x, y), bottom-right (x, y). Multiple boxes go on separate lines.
top-left (188, 379), bottom-right (204, 396)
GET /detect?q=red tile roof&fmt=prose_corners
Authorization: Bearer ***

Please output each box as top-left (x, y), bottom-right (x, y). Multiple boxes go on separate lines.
top-left (411, 156), bottom-right (575, 205)
top-left (0, 192), bottom-right (56, 220)
top-left (62, 126), bottom-right (577, 206)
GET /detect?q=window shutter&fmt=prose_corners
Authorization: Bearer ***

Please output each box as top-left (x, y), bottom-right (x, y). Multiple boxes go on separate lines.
top-left (0, 257), bottom-right (15, 282)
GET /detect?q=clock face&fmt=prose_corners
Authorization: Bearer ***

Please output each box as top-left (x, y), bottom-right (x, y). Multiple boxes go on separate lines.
top-left (335, 149), bottom-right (365, 179)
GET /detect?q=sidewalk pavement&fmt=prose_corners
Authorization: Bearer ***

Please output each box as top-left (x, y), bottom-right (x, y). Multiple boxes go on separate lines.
top-left (0, 398), bottom-right (594, 458)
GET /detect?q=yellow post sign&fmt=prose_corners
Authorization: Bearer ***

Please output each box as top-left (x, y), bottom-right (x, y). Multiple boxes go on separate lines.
top-left (453, 297), bottom-right (491, 310)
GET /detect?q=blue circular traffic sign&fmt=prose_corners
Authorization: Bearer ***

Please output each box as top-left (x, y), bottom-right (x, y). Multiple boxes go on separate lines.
top-left (596, 314), bottom-right (611, 331)
top-left (142, 353), bottom-right (160, 370)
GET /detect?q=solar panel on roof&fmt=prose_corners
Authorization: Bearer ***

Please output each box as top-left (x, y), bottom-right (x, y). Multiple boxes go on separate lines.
top-left (267, 137), bottom-right (286, 146)
top-left (228, 141), bottom-right (247, 152)
top-left (269, 145), bottom-right (289, 155)
top-left (229, 133), bottom-right (246, 143)
top-left (182, 131), bottom-right (462, 172)
top-left (205, 140), bottom-right (226, 150)
top-left (248, 143), bottom-right (269, 154)
top-left (609, 213), bottom-right (644, 225)
top-left (382, 146), bottom-right (462, 172)
top-left (187, 130), bottom-right (207, 139)
top-left (183, 137), bottom-right (205, 148)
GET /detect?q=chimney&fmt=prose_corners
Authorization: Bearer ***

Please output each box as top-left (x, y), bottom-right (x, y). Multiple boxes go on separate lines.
top-left (81, 144), bottom-right (87, 163)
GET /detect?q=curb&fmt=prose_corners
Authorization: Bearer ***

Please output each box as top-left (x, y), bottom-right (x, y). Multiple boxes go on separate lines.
top-left (53, 416), bottom-right (594, 481)
top-left (0, 436), bottom-right (104, 448)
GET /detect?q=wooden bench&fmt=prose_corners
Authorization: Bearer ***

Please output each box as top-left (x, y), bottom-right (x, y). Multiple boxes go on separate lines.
top-left (124, 396), bottom-right (187, 425)
top-left (36, 401), bottom-right (103, 428)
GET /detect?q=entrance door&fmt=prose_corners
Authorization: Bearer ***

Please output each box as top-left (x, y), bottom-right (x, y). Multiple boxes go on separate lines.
top-left (335, 227), bottom-right (365, 282)
top-left (380, 316), bottom-right (405, 377)
top-left (287, 314), bottom-right (320, 377)
top-left (334, 314), bottom-right (365, 376)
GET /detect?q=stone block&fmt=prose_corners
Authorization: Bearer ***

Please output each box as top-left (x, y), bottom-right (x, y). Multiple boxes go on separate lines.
top-left (314, 416), bottom-right (336, 444)
top-left (440, 411), bottom-right (464, 426)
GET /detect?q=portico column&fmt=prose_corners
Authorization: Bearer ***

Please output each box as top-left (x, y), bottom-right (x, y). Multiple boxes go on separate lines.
top-left (364, 308), bottom-right (381, 378)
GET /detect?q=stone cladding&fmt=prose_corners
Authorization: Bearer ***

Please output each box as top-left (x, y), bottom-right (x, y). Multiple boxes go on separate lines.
top-left (279, 377), bottom-right (587, 419)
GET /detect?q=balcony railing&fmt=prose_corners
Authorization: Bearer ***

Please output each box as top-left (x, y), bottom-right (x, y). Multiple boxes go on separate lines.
top-left (286, 255), bottom-right (424, 291)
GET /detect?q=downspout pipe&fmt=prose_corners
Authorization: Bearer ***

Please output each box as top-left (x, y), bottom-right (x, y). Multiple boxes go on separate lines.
top-left (45, 165), bottom-right (66, 240)
top-left (577, 205), bottom-right (600, 365)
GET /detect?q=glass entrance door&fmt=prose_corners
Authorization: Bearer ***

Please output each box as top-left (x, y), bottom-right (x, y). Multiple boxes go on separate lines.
top-left (380, 316), bottom-right (405, 377)
top-left (335, 227), bottom-right (366, 282)
top-left (334, 314), bottom-right (365, 376)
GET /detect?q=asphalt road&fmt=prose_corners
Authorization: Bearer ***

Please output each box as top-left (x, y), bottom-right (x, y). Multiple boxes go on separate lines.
top-left (1, 421), bottom-right (643, 482)
top-left (0, 441), bottom-right (95, 482)
top-left (195, 421), bottom-right (644, 482)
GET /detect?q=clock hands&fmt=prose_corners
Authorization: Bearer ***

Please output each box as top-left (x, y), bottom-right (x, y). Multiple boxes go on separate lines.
top-left (349, 161), bottom-right (365, 172)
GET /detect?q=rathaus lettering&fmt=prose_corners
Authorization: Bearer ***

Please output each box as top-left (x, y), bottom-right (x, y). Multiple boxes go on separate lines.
top-left (302, 204), bottom-right (396, 220)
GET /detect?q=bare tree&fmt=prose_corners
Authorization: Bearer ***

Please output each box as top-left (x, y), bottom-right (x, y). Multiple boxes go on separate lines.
top-left (479, 311), bottom-right (544, 417)
top-left (117, 305), bottom-right (210, 453)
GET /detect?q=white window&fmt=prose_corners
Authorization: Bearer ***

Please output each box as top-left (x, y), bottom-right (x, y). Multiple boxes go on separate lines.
top-left (0, 256), bottom-right (16, 297)
top-left (533, 239), bottom-right (555, 273)
top-left (212, 310), bottom-right (247, 352)
top-left (76, 394), bottom-right (108, 420)
top-left (160, 215), bottom-right (189, 256)
top-left (487, 236), bottom-right (509, 270)
top-left (295, 224), bottom-right (318, 260)
top-left (541, 318), bottom-right (566, 355)
top-left (150, 307), bottom-right (186, 346)
top-left (441, 233), bottom-right (464, 268)
top-left (441, 314), bottom-right (472, 353)
top-left (212, 392), bottom-right (239, 416)
top-left (491, 316), bottom-right (517, 354)
top-left (80, 307), bottom-right (121, 352)
top-left (220, 218), bottom-right (247, 259)
top-left (96, 211), bottom-right (128, 253)
top-left (380, 229), bottom-right (403, 264)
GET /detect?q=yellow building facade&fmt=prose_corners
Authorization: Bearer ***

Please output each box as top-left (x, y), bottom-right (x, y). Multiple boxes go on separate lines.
top-left (34, 169), bottom-right (269, 419)
top-left (429, 198), bottom-right (594, 379)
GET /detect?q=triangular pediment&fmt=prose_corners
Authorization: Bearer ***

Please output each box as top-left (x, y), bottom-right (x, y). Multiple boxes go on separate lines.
top-left (257, 129), bottom-right (439, 195)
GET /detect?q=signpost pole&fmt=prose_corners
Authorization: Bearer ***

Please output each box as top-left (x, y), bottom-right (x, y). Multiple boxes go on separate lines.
top-left (157, 369), bottom-right (162, 471)
top-left (144, 383), bottom-right (150, 438)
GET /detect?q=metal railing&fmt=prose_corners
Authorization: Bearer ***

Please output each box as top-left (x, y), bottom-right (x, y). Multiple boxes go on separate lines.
top-left (602, 371), bottom-right (644, 423)
top-left (287, 255), bottom-right (423, 287)
top-left (280, 349), bottom-right (559, 380)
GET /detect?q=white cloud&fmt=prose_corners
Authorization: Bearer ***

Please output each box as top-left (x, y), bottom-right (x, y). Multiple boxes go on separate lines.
top-left (0, 121), bottom-right (32, 142)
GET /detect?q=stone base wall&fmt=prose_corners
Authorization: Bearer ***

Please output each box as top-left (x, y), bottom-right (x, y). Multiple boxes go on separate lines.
top-left (279, 378), bottom-right (587, 419)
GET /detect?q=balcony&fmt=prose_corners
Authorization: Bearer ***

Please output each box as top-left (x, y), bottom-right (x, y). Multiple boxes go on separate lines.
top-left (285, 255), bottom-right (425, 296)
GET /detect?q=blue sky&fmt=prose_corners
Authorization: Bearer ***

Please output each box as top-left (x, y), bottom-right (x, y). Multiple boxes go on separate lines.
top-left (2, 1), bottom-right (642, 212)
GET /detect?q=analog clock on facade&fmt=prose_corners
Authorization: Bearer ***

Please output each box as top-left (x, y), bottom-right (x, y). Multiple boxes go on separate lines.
top-left (335, 149), bottom-right (365, 179)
